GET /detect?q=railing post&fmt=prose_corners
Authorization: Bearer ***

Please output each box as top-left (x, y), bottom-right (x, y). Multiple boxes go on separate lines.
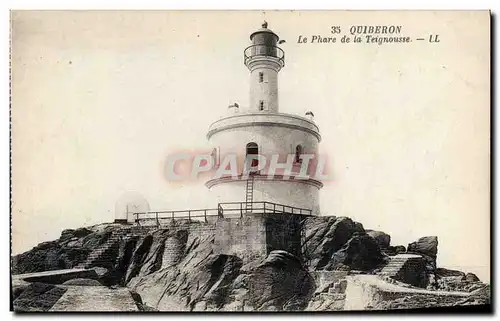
top-left (240, 203), bottom-right (243, 218)
top-left (172, 211), bottom-right (174, 223)
top-left (155, 212), bottom-right (159, 228)
top-left (188, 210), bottom-right (191, 222)
top-left (204, 210), bottom-right (208, 223)
top-left (273, 203), bottom-right (276, 213)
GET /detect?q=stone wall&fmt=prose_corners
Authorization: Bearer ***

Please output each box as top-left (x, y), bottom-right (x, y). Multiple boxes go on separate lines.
top-left (265, 214), bottom-right (303, 257)
top-left (156, 223), bottom-right (216, 269)
top-left (161, 230), bottom-right (188, 268)
top-left (213, 215), bottom-right (268, 263)
top-left (213, 214), bottom-right (306, 263)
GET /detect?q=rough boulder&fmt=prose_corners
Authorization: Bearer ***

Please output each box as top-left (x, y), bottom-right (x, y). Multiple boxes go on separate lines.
top-left (366, 230), bottom-right (391, 249)
top-left (407, 236), bottom-right (438, 259)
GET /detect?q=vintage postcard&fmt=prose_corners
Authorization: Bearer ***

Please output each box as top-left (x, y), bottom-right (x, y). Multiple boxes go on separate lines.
top-left (10, 10), bottom-right (491, 312)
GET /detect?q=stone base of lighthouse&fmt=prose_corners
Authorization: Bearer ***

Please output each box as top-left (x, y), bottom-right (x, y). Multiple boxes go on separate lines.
top-left (212, 213), bottom-right (304, 263)
top-left (206, 175), bottom-right (322, 215)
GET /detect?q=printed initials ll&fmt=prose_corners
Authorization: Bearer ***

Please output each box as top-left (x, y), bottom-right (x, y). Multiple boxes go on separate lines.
top-left (429, 34), bottom-right (440, 43)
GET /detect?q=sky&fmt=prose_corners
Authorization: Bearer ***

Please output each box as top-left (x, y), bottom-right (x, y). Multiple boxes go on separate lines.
top-left (11, 10), bottom-right (490, 280)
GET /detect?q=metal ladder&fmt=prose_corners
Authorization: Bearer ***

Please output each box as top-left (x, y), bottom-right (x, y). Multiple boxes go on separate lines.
top-left (245, 176), bottom-right (255, 212)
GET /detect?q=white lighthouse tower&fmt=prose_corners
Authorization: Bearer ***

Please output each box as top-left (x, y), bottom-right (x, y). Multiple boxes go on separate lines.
top-left (206, 22), bottom-right (323, 215)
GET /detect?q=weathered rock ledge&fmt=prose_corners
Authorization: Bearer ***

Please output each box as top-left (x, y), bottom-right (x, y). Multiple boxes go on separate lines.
top-left (11, 216), bottom-right (490, 312)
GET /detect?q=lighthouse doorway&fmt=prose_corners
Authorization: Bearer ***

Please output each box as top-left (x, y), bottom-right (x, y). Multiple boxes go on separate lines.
top-left (246, 142), bottom-right (259, 174)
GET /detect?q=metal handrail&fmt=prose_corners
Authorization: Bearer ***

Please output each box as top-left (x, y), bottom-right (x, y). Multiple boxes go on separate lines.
top-left (133, 201), bottom-right (312, 227)
top-left (219, 201), bottom-right (312, 217)
top-left (244, 44), bottom-right (285, 67)
top-left (134, 208), bottom-right (219, 227)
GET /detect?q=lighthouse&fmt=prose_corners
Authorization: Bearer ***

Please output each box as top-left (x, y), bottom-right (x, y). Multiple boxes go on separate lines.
top-left (206, 22), bottom-right (323, 215)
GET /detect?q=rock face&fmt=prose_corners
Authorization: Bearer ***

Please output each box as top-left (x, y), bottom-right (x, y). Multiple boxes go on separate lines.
top-left (465, 273), bottom-right (480, 282)
top-left (245, 250), bottom-right (315, 311)
top-left (328, 233), bottom-right (384, 271)
top-left (12, 282), bottom-right (68, 311)
top-left (11, 220), bottom-right (489, 311)
top-left (436, 268), bottom-right (466, 279)
top-left (127, 231), bottom-right (313, 311)
top-left (366, 230), bottom-right (391, 249)
top-left (385, 254), bottom-right (428, 288)
top-left (11, 227), bottom-right (109, 274)
top-left (407, 236), bottom-right (439, 288)
top-left (407, 236), bottom-right (438, 258)
top-left (385, 245), bottom-right (406, 256)
top-left (302, 217), bottom-right (382, 272)
top-left (433, 269), bottom-right (485, 293)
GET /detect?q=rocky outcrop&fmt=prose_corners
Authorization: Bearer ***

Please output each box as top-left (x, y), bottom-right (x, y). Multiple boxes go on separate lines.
top-left (61, 228), bottom-right (93, 240)
top-left (12, 282), bottom-right (68, 311)
top-left (407, 236), bottom-right (438, 259)
top-left (302, 217), bottom-right (384, 272)
top-left (436, 268), bottom-right (466, 279)
top-left (125, 225), bottom-right (225, 311)
top-left (385, 245), bottom-right (406, 256)
top-left (131, 253), bottom-right (243, 311)
top-left (366, 230), bottom-right (391, 249)
top-left (11, 219), bottom-right (489, 311)
top-left (407, 236), bottom-right (438, 288)
top-left (12, 226), bottom-right (117, 274)
top-left (380, 254), bottom-right (428, 288)
top-left (328, 233), bottom-right (385, 271)
top-left (125, 228), bottom-right (314, 311)
top-left (245, 250), bottom-right (315, 311)
top-left (434, 271), bottom-right (486, 293)
top-left (461, 284), bottom-right (491, 306)
top-left (303, 217), bottom-right (374, 270)
top-left (465, 273), bottom-right (480, 282)
top-left (363, 278), bottom-right (490, 310)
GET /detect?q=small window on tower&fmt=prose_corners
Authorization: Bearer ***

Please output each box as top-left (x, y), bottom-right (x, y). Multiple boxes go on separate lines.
top-left (259, 100), bottom-right (265, 111)
top-left (259, 72), bottom-right (264, 83)
top-left (295, 145), bottom-right (303, 163)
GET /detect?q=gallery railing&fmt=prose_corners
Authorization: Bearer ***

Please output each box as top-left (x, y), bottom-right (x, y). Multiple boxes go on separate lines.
top-left (133, 208), bottom-right (220, 226)
top-left (244, 44), bottom-right (285, 66)
top-left (218, 201), bottom-right (312, 217)
top-left (133, 201), bottom-right (312, 227)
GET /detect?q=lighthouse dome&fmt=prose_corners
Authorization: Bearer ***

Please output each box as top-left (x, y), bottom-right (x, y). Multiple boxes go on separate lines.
top-left (249, 21), bottom-right (279, 42)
